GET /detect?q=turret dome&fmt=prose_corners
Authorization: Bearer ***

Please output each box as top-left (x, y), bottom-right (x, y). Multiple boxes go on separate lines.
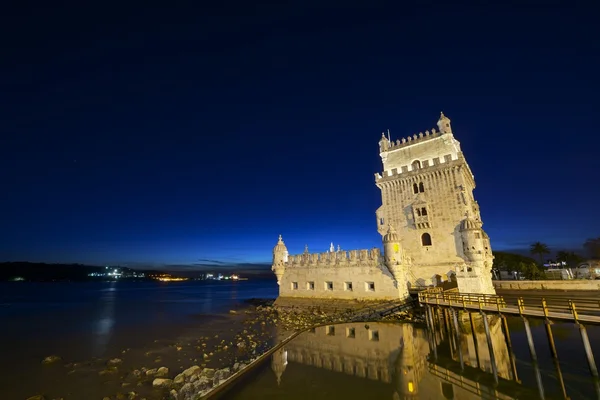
top-left (383, 224), bottom-right (400, 242)
top-left (460, 217), bottom-right (482, 231)
top-left (273, 235), bottom-right (288, 253)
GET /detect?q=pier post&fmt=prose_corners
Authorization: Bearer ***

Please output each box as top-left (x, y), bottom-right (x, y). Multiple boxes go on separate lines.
top-left (481, 311), bottom-right (499, 385)
top-left (533, 360), bottom-right (546, 400)
top-left (522, 317), bottom-right (537, 362)
top-left (579, 324), bottom-right (599, 378)
top-left (468, 312), bottom-right (481, 369)
top-left (451, 309), bottom-right (465, 371)
top-left (500, 315), bottom-right (520, 383)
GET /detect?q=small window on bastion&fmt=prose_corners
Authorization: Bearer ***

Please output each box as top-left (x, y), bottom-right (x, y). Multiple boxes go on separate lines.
top-left (345, 282), bottom-right (353, 291)
top-left (346, 327), bottom-right (356, 338)
top-left (327, 326), bottom-right (335, 336)
top-left (326, 281), bottom-right (334, 291)
top-left (291, 282), bottom-right (298, 290)
top-left (369, 329), bottom-right (380, 341)
top-left (421, 233), bottom-right (432, 246)
top-left (307, 281), bottom-right (315, 290)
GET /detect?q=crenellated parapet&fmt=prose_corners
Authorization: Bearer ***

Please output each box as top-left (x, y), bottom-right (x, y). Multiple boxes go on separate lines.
top-left (286, 248), bottom-right (382, 268)
top-left (387, 127), bottom-right (442, 151)
top-left (374, 153), bottom-right (467, 182)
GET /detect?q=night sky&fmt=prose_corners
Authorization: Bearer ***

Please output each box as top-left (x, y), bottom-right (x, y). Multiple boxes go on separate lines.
top-left (1, 1), bottom-right (599, 271)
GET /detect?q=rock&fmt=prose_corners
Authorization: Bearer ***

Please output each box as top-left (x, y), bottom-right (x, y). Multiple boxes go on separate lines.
top-left (193, 376), bottom-right (212, 392)
top-left (99, 367), bottom-right (118, 375)
top-left (155, 366), bottom-right (169, 377)
top-left (232, 362), bottom-right (239, 371)
top-left (102, 398), bottom-right (111, 400)
top-left (42, 355), bottom-right (61, 364)
top-left (26, 396), bottom-right (45, 400)
top-left (183, 365), bottom-right (201, 377)
top-left (146, 368), bottom-right (158, 376)
top-left (229, 310), bottom-right (238, 314)
top-left (107, 358), bottom-right (123, 366)
top-left (169, 389), bottom-right (179, 399)
top-left (200, 368), bottom-right (215, 379)
top-left (152, 378), bottom-right (173, 388)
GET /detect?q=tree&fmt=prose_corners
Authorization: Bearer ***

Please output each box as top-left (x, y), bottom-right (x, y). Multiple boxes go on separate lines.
top-left (556, 250), bottom-right (584, 267)
top-left (583, 237), bottom-right (600, 260)
top-left (530, 242), bottom-right (550, 266)
top-left (520, 262), bottom-right (545, 280)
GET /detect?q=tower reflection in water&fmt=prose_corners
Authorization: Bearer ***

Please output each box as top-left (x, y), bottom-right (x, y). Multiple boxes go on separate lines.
top-left (232, 319), bottom-right (516, 400)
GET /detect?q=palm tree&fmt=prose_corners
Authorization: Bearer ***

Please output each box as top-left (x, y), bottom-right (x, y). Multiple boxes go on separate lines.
top-left (530, 242), bottom-right (550, 266)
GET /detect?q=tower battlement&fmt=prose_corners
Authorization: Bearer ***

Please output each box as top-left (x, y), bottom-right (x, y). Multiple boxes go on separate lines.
top-left (286, 248), bottom-right (381, 267)
top-left (380, 127), bottom-right (443, 152)
top-left (374, 152), bottom-right (469, 182)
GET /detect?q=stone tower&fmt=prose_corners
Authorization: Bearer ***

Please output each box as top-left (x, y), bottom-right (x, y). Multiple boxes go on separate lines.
top-left (374, 112), bottom-right (495, 293)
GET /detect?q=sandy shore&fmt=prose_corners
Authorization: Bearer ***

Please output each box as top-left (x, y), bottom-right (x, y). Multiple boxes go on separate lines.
top-left (27, 299), bottom-right (419, 400)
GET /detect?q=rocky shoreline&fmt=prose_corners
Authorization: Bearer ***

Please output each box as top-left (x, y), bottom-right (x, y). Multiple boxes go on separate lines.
top-left (30, 298), bottom-right (420, 400)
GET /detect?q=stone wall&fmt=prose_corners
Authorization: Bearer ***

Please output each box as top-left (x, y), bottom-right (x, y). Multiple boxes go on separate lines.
top-left (278, 264), bottom-right (401, 300)
top-left (493, 280), bottom-right (600, 291)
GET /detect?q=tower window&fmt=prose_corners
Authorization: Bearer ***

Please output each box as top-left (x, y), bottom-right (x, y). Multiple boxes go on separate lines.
top-left (411, 160), bottom-right (421, 170)
top-left (421, 207), bottom-right (428, 216)
top-left (413, 183), bottom-right (418, 194)
top-left (421, 233), bottom-right (432, 246)
top-left (416, 208), bottom-right (421, 216)
top-left (419, 182), bottom-right (425, 192)
top-left (379, 217), bottom-right (384, 225)
top-left (475, 232), bottom-right (481, 239)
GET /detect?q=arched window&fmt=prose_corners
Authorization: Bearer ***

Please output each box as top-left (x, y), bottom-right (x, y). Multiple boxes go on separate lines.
top-left (419, 182), bottom-right (425, 192)
top-left (413, 183), bottom-right (419, 194)
top-left (411, 160), bottom-right (421, 170)
top-left (421, 233), bottom-right (432, 246)
top-left (416, 208), bottom-right (421, 217)
top-left (421, 207), bottom-right (427, 216)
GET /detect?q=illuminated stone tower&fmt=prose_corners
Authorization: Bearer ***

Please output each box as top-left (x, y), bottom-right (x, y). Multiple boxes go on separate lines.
top-left (374, 113), bottom-right (495, 293)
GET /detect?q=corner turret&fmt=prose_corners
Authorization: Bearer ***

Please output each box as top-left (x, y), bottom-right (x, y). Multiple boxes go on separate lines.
top-left (437, 111), bottom-right (452, 134)
top-left (379, 132), bottom-right (390, 153)
top-left (382, 225), bottom-right (410, 299)
top-left (459, 214), bottom-right (484, 262)
top-left (272, 235), bottom-right (288, 285)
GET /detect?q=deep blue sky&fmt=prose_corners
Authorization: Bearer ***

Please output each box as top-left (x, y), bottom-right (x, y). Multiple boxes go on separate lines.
top-left (1, 1), bottom-right (599, 271)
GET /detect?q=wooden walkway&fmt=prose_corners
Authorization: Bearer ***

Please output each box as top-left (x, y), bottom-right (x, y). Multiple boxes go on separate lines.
top-left (418, 288), bottom-right (600, 325)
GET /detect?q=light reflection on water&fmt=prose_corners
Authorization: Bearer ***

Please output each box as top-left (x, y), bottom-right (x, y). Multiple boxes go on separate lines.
top-left (93, 281), bottom-right (116, 356)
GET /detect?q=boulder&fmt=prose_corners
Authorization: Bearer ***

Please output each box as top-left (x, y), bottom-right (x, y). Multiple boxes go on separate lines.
top-left (155, 366), bottom-right (169, 377)
top-left (107, 358), bottom-right (122, 366)
top-left (41, 355), bottom-right (61, 364)
top-left (152, 378), bottom-right (173, 388)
